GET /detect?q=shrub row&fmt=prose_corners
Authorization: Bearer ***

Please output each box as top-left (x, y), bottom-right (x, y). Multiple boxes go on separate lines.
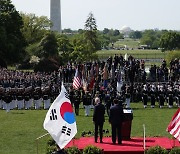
top-left (47, 139), bottom-right (180, 154)
top-left (46, 139), bottom-right (103, 154)
top-left (145, 146), bottom-right (180, 154)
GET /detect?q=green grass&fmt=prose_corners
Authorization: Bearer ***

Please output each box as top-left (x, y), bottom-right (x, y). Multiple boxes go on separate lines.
top-left (114, 39), bottom-right (140, 49)
top-left (97, 49), bottom-right (167, 60)
top-left (0, 103), bottom-right (177, 154)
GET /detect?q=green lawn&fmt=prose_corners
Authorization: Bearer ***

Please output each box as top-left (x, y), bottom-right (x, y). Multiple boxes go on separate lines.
top-left (114, 39), bottom-right (140, 49)
top-left (97, 49), bottom-right (167, 60)
top-left (0, 103), bottom-right (177, 154)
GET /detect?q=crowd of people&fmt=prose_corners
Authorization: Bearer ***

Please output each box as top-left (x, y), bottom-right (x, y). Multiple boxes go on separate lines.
top-left (0, 55), bottom-right (179, 113)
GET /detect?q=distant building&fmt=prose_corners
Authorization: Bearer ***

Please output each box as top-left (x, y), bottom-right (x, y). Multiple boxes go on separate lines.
top-left (50, 0), bottom-right (61, 33)
top-left (120, 26), bottom-right (133, 37)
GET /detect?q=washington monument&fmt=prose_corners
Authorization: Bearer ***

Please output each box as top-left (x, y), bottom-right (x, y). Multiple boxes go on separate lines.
top-left (50, 0), bottom-right (61, 33)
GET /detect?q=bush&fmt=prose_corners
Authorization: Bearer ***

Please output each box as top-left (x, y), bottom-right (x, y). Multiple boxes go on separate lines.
top-left (169, 147), bottom-right (180, 154)
top-left (165, 50), bottom-right (180, 66)
top-left (65, 146), bottom-right (81, 154)
top-left (34, 57), bottom-right (61, 72)
top-left (82, 145), bottom-right (103, 154)
top-left (46, 139), bottom-right (56, 154)
top-left (145, 146), bottom-right (168, 154)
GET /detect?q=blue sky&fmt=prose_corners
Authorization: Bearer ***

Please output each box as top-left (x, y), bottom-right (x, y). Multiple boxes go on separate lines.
top-left (11, 0), bottom-right (180, 31)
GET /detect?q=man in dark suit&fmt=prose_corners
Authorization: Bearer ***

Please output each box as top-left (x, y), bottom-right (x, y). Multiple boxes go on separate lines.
top-left (109, 99), bottom-right (124, 144)
top-left (93, 97), bottom-right (105, 143)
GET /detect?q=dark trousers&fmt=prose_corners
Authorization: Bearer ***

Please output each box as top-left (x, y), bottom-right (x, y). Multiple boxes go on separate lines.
top-left (94, 123), bottom-right (103, 142)
top-left (106, 105), bottom-right (111, 116)
top-left (111, 123), bottom-right (122, 144)
top-left (74, 105), bottom-right (79, 115)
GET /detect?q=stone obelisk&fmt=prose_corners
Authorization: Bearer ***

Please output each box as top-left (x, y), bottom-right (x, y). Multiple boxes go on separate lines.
top-left (50, 0), bottom-right (61, 33)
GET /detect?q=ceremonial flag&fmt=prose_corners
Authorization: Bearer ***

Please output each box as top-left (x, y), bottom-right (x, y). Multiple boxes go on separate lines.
top-left (124, 53), bottom-right (128, 61)
top-left (73, 68), bottom-right (81, 90)
top-left (166, 108), bottom-right (180, 141)
top-left (117, 70), bottom-right (122, 92)
top-left (43, 84), bottom-right (77, 149)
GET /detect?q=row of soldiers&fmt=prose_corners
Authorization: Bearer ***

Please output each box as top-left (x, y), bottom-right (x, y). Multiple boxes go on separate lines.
top-left (0, 85), bottom-right (58, 112)
top-left (0, 81), bottom-right (179, 114)
top-left (131, 82), bottom-right (180, 108)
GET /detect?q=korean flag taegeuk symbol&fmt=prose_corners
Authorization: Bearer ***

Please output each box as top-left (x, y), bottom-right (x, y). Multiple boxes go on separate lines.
top-left (60, 102), bottom-right (76, 124)
top-left (43, 84), bottom-right (77, 149)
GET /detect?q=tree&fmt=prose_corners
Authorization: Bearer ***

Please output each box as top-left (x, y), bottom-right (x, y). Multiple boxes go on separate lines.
top-left (57, 34), bottom-right (73, 58)
top-left (62, 28), bottom-right (73, 34)
top-left (83, 12), bottom-right (101, 59)
top-left (0, 0), bottom-right (26, 64)
top-left (113, 29), bottom-right (120, 36)
top-left (129, 31), bottom-right (142, 39)
top-left (37, 32), bottom-right (58, 58)
top-left (140, 30), bottom-right (163, 49)
top-left (160, 31), bottom-right (180, 51)
top-left (103, 28), bottom-right (110, 34)
top-left (21, 13), bottom-right (51, 45)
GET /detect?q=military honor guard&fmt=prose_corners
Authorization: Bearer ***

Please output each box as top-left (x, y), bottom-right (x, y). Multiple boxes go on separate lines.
top-left (73, 90), bottom-right (81, 116)
top-left (142, 84), bottom-right (148, 108)
top-left (16, 87), bottom-right (24, 110)
top-left (158, 85), bottom-right (165, 108)
top-left (9, 88), bottom-right (17, 110)
top-left (125, 86), bottom-right (131, 108)
top-left (167, 85), bottom-right (174, 108)
top-left (24, 87), bottom-right (32, 110)
top-left (104, 90), bottom-right (111, 116)
top-left (150, 85), bottom-right (156, 108)
top-left (82, 91), bottom-right (92, 116)
top-left (33, 87), bottom-right (42, 110)
top-left (0, 87), bottom-right (4, 109)
top-left (42, 86), bottom-right (51, 109)
top-left (3, 89), bottom-right (12, 112)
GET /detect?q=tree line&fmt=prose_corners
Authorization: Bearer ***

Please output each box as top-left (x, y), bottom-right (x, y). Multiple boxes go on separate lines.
top-left (0, 0), bottom-right (180, 70)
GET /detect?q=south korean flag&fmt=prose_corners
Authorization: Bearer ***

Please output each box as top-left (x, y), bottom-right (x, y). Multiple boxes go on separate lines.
top-left (43, 84), bottom-right (77, 149)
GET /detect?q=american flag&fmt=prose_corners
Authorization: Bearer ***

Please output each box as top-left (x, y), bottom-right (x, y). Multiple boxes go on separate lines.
top-left (166, 108), bottom-right (180, 141)
top-left (73, 68), bottom-right (81, 90)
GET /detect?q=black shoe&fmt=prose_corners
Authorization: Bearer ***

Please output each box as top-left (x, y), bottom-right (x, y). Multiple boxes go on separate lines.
top-left (95, 140), bottom-right (97, 143)
top-left (118, 142), bottom-right (122, 145)
top-left (100, 140), bottom-right (103, 143)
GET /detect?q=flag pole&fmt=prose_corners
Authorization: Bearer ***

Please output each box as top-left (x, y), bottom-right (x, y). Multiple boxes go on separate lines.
top-left (72, 137), bottom-right (75, 147)
top-left (143, 124), bottom-right (146, 153)
top-left (173, 137), bottom-right (175, 148)
top-left (35, 133), bottom-right (49, 154)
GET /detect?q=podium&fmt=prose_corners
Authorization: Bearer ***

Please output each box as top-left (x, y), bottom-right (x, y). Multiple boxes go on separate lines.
top-left (122, 109), bottom-right (133, 140)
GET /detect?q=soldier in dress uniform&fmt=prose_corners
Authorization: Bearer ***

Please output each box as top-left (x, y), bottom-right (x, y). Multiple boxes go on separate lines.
top-left (167, 85), bottom-right (174, 108)
top-left (24, 86), bottom-right (32, 110)
top-left (82, 91), bottom-right (92, 116)
top-left (0, 87), bottom-right (5, 109)
top-left (16, 87), bottom-right (25, 109)
top-left (9, 87), bottom-right (17, 110)
top-left (174, 84), bottom-right (180, 107)
top-left (104, 90), bottom-right (111, 116)
top-left (42, 86), bottom-right (51, 109)
top-left (125, 85), bottom-right (131, 108)
top-left (158, 84), bottom-right (165, 108)
top-left (3, 89), bottom-right (12, 112)
top-left (33, 87), bottom-right (42, 110)
top-left (150, 84), bottom-right (156, 108)
top-left (69, 86), bottom-right (75, 106)
top-left (73, 90), bottom-right (81, 116)
top-left (142, 84), bottom-right (148, 108)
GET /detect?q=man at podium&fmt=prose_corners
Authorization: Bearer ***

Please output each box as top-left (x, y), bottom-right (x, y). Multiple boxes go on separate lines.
top-left (109, 99), bottom-right (124, 144)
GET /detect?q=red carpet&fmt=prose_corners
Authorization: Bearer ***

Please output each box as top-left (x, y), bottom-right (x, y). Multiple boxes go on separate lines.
top-left (66, 137), bottom-right (180, 154)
